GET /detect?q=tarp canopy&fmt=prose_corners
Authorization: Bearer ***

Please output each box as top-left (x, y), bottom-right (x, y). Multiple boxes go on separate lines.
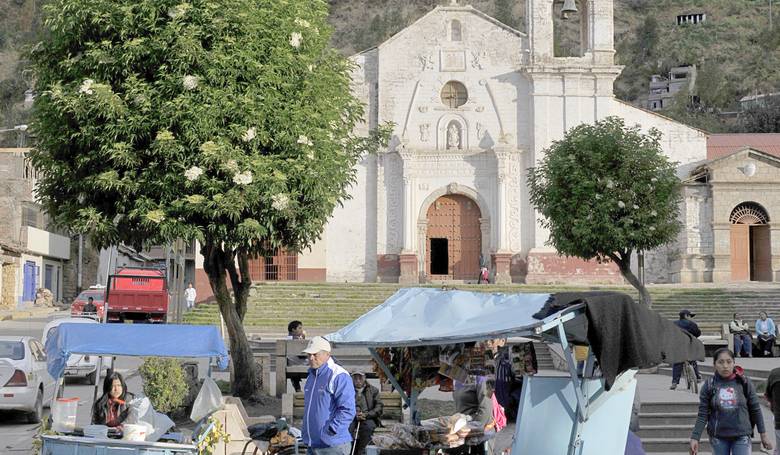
top-left (326, 287), bottom-right (565, 347)
top-left (45, 323), bottom-right (229, 379)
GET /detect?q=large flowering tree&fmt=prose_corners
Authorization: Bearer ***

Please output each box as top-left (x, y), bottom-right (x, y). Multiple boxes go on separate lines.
top-left (29, 0), bottom-right (389, 397)
top-left (528, 117), bottom-right (681, 305)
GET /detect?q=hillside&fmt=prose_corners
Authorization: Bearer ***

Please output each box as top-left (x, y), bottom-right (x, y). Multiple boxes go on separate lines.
top-left (1, 0), bottom-right (779, 144)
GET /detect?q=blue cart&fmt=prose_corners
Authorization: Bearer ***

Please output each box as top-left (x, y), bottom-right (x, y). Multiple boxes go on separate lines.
top-left (41, 324), bottom-right (230, 455)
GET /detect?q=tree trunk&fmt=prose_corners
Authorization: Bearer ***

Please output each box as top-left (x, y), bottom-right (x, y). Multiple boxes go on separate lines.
top-left (202, 243), bottom-right (262, 399)
top-left (608, 252), bottom-right (653, 306)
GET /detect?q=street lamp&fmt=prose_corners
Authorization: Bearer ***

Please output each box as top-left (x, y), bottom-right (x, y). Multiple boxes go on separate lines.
top-left (0, 124), bottom-right (29, 147)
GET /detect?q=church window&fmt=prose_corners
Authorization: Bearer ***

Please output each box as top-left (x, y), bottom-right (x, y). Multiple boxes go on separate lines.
top-left (730, 202), bottom-right (769, 225)
top-left (441, 81), bottom-right (468, 108)
top-left (450, 20), bottom-right (462, 41)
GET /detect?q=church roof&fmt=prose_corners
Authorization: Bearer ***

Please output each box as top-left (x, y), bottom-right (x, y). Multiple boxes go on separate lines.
top-left (707, 133), bottom-right (780, 160)
top-left (686, 146), bottom-right (780, 183)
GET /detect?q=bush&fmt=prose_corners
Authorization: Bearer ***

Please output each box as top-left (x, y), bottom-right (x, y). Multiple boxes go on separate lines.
top-left (138, 357), bottom-right (189, 414)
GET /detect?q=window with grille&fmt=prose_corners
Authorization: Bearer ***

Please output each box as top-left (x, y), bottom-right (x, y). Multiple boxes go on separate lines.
top-left (248, 249), bottom-right (298, 281)
top-left (730, 202), bottom-right (770, 225)
top-left (441, 81), bottom-right (468, 108)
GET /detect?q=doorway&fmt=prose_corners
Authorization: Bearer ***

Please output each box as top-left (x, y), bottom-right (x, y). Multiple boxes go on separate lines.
top-left (425, 194), bottom-right (482, 280)
top-left (730, 202), bottom-right (772, 282)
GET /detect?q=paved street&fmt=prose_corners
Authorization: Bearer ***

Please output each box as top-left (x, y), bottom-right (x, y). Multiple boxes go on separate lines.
top-left (0, 313), bottom-right (144, 453)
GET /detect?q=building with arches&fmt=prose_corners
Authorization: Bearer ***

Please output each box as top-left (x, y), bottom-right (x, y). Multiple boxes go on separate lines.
top-left (194, 1), bottom-right (780, 287)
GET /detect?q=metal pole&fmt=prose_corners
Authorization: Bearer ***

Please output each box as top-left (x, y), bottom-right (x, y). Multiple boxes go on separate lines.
top-left (637, 250), bottom-right (646, 305)
top-left (77, 234), bottom-right (83, 292)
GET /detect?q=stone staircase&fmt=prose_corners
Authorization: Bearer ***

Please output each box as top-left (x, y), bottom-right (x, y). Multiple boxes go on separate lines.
top-left (185, 282), bottom-right (780, 332)
top-left (638, 401), bottom-right (764, 454)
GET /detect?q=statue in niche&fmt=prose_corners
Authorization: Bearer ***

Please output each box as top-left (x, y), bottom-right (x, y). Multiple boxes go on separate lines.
top-left (446, 122), bottom-right (461, 150)
top-left (476, 122), bottom-right (484, 139)
top-left (419, 123), bottom-right (430, 142)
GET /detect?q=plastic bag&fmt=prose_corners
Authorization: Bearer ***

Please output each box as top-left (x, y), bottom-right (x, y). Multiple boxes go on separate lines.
top-left (125, 396), bottom-right (175, 442)
top-left (190, 376), bottom-right (224, 422)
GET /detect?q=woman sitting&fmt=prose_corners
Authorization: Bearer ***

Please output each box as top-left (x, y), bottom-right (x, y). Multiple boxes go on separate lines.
top-left (92, 372), bottom-right (134, 427)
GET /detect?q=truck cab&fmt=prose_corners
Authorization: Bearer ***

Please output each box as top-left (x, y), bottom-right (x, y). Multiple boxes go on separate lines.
top-left (106, 267), bottom-right (169, 323)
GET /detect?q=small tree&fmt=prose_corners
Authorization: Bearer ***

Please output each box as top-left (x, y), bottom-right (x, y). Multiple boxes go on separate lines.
top-left (28, 0), bottom-right (390, 397)
top-left (138, 357), bottom-right (188, 414)
top-left (528, 117), bottom-right (682, 305)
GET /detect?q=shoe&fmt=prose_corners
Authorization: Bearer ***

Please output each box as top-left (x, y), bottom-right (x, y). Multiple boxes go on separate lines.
top-left (696, 376), bottom-right (703, 381)
top-left (670, 383), bottom-right (677, 390)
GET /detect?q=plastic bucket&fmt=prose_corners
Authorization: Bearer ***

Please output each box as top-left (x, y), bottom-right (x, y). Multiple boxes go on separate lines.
top-left (122, 423), bottom-right (148, 441)
top-left (51, 397), bottom-right (78, 433)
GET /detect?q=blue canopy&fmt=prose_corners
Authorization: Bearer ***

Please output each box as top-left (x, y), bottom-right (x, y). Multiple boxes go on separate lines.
top-left (45, 323), bottom-right (229, 379)
top-left (326, 287), bottom-right (556, 347)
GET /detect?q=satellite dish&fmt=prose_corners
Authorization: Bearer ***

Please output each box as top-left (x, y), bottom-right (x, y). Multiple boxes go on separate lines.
top-left (739, 162), bottom-right (757, 177)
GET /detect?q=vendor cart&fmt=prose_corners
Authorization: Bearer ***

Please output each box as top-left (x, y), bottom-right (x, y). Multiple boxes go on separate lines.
top-left (325, 288), bottom-right (704, 455)
top-left (41, 323), bottom-right (230, 455)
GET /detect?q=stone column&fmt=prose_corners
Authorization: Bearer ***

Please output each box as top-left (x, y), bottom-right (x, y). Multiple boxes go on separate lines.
top-left (492, 161), bottom-right (512, 284)
top-left (399, 157), bottom-right (419, 284)
top-left (772, 225), bottom-right (780, 282)
top-left (417, 220), bottom-right (428, 282)
top-left (711, 222), bottom-right (732, 283)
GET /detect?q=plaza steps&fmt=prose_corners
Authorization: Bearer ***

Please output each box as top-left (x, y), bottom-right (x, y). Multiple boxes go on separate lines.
top-left (637, 401), bottom-right (763, 454)
top-left (184, 282), bottom-right (780, 332)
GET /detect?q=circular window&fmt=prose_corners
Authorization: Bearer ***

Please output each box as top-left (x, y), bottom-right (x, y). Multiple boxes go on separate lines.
top-left (441, 81), bottom-right (468, 108)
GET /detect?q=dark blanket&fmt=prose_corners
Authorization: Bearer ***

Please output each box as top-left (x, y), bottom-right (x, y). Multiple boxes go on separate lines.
top-left (534, 291), bottom-right (705, 390)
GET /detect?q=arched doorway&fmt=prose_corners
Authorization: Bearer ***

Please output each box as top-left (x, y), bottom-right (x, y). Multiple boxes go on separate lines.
top-left (425, 194), bottom-right (481, 280)
top-left (730, 202), bottom-right (772, 281)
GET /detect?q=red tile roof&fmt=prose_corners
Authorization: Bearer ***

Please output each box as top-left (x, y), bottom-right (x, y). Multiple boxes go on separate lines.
top-left (707, 134), bottom-right (780, 160)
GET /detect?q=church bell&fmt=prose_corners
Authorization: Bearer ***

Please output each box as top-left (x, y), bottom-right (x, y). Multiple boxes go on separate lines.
top-left (560, 0), bottom-right (578, 19)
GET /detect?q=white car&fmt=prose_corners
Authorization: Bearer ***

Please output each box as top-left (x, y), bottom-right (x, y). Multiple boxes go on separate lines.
top-left (42, 317), bottom-right (113, 385)
top-left (0, 336), bottom-right (55, 423)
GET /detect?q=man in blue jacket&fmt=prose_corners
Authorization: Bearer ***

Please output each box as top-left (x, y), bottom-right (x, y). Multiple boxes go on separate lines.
top-left (302, 336), bottom-right (356, 455)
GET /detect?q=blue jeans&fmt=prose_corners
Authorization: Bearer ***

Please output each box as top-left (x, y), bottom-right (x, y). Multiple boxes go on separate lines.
top-left (734, 334), bottom-right (753, 357)
top-left (307, 443), bottom-right (351, 455)
top-left (710, 435), bottom-right (752, 455)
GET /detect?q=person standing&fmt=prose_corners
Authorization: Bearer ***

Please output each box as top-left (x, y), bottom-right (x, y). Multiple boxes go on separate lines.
top-left (755, 312), bottom-right (776, 357)
top-left (730, 314), bottom-right (753, 358)
top-left (301, 337), bottom-right (355, 455)
top-left (689, 348), bottom-right (773, 455)
top-left (184, 282), bottom-right (197, 310)
top-left (83, 296), bottom-right (97, 315)
top-left (765, 366), bottom-right (780, 455)
top-left (670, 310), bottom-right (702, 390)
top-left (287, 320), bottom-right (306, 392)
top-left (350, 371), bottom-right (383, 455)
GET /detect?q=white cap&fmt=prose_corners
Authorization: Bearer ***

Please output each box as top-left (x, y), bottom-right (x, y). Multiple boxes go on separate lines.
top-left (302, 336), bottom-right (331, 354)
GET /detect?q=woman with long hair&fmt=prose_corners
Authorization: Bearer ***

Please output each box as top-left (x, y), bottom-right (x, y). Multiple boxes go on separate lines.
top-left (689, 348), bottom-right (772, 455)
top-left (91, 371), bottom-right (133, 427)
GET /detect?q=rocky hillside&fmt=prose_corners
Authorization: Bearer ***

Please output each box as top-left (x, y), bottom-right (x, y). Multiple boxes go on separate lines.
top-left (2, 0), bottom-right (779, 143)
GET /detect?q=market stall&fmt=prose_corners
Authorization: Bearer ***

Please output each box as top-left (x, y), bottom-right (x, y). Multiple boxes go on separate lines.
top-left (326, 288), bottom-right (704, 455)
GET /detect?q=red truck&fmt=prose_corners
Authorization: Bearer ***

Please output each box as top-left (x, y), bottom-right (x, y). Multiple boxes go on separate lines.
top-left (105, 267), bottom-right (169, 323)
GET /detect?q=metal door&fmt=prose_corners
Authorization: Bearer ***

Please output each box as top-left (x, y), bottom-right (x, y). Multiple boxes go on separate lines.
top-left (425, 194), bottom-right (481, 280)
top-left (730, 224), bottom-right (750, 281)
top-left (23, 261), bottom-right (37, 302)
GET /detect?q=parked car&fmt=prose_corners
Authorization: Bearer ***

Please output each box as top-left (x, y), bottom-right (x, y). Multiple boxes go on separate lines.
top-left (70, 286), bottom-right (106, 320)
top-left (0, 336), bottom-right (55, 423)
top-left (41, 318), bottom-right (113, 385)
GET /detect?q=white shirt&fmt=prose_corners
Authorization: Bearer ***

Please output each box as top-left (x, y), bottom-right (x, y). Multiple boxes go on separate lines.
top-left (185, 287), bottom-right (197, 301)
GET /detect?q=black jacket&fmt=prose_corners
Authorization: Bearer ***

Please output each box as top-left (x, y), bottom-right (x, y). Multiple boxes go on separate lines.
top-left (675, 319), bottom-right (701, 337)
top-left (354, 383), bottom-right (383, 426)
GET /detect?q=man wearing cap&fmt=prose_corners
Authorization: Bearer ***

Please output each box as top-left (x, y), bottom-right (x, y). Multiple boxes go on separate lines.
top-left (670, 309), bottom-right (702, 390)
top-left (302, 336), bottom-right (356, 455)
top-left (350, 370), bottom-right (383, 455)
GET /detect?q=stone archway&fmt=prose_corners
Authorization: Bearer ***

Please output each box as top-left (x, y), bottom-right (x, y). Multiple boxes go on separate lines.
top-left (424, 194), bottom-right (482, 280)
top-left (730, 202), bottom-right (772, 281)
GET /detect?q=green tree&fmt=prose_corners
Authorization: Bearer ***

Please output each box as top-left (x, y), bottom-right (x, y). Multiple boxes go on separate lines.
top-left (28, 0), bottom-right (390, 398)
top-left (528, 117), bottom-right (682, 305)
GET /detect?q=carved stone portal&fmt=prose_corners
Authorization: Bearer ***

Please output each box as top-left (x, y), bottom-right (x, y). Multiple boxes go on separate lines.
top-left (446, 121), bottom-right (462, 149)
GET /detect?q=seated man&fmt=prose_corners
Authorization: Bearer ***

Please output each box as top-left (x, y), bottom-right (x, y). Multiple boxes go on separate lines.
top-left (730, 313), bottom-right (753, 358)
top-left (756, 311), bottom-right (776, 357)
top-left (83, 297), bottom-right (98, 315)
top-left (350, 371), bottom-right (383, 455)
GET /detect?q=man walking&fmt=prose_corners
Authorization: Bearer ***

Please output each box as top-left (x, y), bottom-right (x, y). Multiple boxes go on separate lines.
top-left (670, 309), bottom-right (702, 390)
top-left (184, 282), bottom-right (197, 310)
top-left (302, 337), bottom-right (355, 455)
top-left (350, 371), bottom-right (383, 455)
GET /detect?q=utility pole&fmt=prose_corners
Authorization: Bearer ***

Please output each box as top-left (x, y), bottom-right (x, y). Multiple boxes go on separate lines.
top-left (771, 0), bottom-right (774, 31)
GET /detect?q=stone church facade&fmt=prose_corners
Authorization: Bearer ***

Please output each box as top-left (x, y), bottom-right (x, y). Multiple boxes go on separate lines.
top-left (195, 1), bottom-right (780, 290)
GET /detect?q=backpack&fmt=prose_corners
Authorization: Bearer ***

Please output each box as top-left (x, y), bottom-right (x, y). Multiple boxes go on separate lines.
top-left (705, 374), bottom-right (757, 435)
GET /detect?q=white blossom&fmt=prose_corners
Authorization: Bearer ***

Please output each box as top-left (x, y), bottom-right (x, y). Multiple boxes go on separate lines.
top-left (226, 159), bottom-right (239, 172)
top-left (79, 79), bottom-right (94, 95)
top-left (294, 18), bottom-right (311, 28)
top-left (290, 32), bottom-right (302, 48)
top-left (651, 177), bottom-right (658, 183)
top-left (271, 193), bottom-right (290, 211)
top-left (617, 200), bottom-right (626, 209)
top-left (233, 171), bottom-right (253, 185)
top-left (605, 179), bottom-right (615, 189)
top-left (182, 75), bottom-right (199, 90)
top-left (297, 135), bottom-right (313, 146)
top-left (651, 210), bottom-right (658, 216)
top-left (167, 3), bottom-right (191, 19)
top-left (307, 151), bottom-right (315, 160)
top-left (184, 166), bottom-right (203, 181)
top-left (649, 226), bottom-right (656, 231)
top-left (242, 127), bottom-right (256, 143)
top-left (307, 64), bottom-right (314, 72)
top-left (633, 204), bottom-right (639, 210)
top-left (594, 194), bottom-right (602, 200)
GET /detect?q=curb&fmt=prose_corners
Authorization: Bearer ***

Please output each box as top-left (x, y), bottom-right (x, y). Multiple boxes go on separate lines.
top-left (0, 307), bottom-right (61, 321)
